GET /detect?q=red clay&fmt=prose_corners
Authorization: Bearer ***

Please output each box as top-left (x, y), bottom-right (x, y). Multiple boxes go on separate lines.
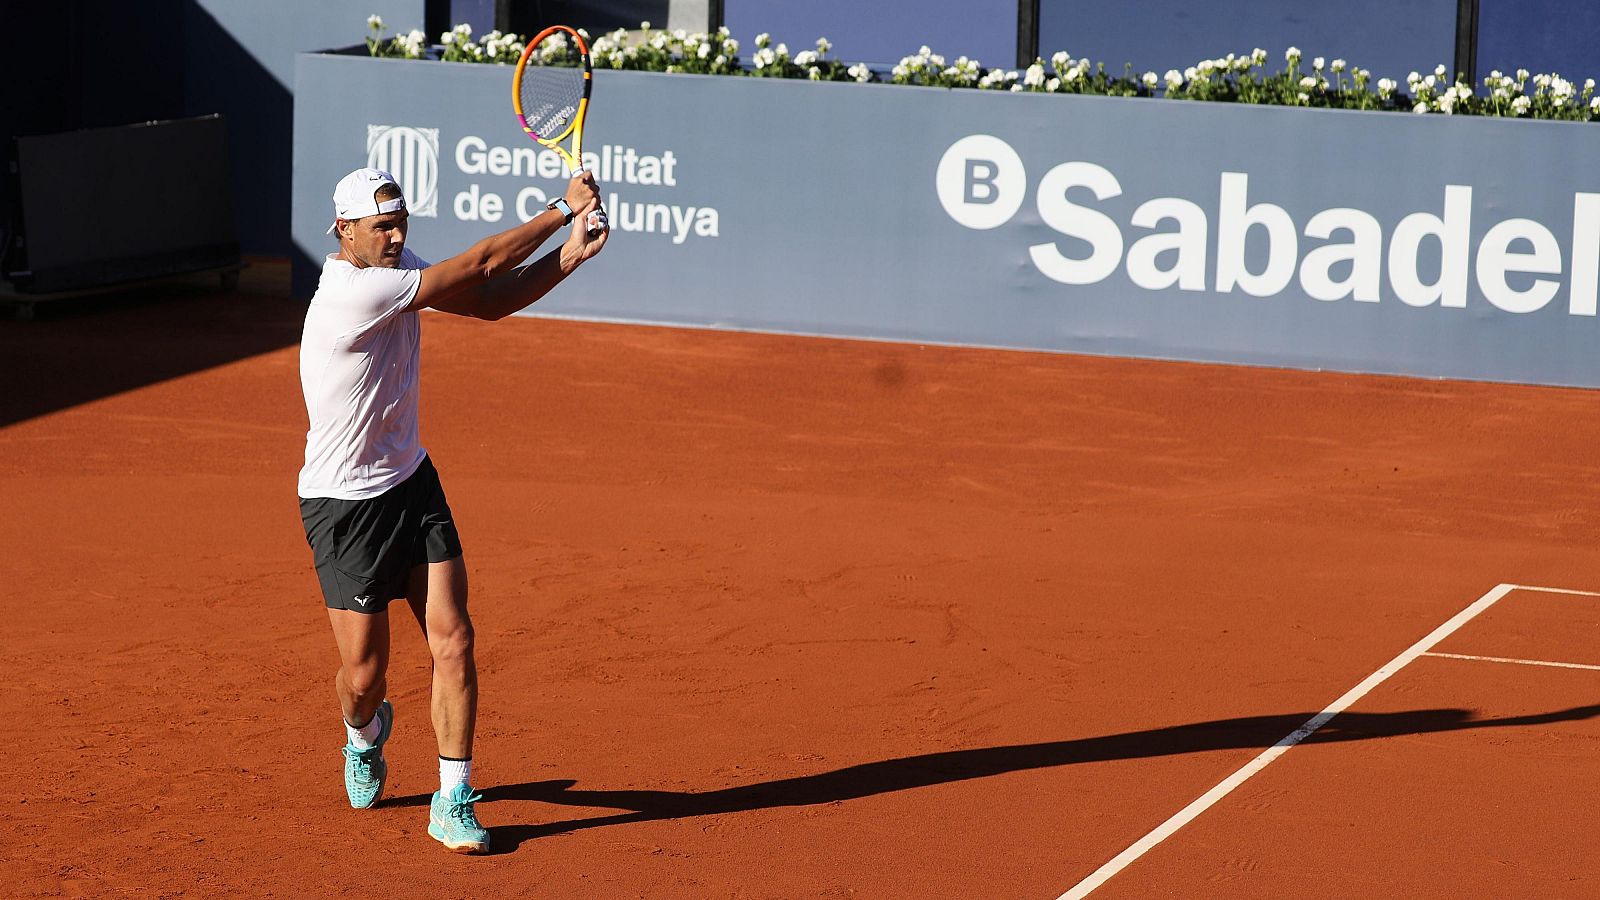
top-left (5, 260), bottom-right (1600, 897)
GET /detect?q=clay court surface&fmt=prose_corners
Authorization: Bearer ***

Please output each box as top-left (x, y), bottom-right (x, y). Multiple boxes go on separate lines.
top-left (7, 261), bottom-right (1600, 897)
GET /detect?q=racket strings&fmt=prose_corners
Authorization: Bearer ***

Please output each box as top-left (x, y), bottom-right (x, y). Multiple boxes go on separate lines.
top-left (519, 52), bottom-right (585, 140)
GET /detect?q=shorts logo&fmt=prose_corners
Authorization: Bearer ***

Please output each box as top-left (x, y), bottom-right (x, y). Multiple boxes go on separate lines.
top-left (352, 594), bottom-right (375, 608)
top-left (367, 125), bottom-right (439, 218)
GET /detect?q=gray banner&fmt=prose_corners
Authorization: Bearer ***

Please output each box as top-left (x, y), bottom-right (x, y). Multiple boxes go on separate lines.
top-left (294, 54), bottom-right (1600, 387)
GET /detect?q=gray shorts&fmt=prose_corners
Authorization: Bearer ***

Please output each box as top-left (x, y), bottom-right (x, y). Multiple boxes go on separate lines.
top-left (299, 455), bottom-right (463, 614)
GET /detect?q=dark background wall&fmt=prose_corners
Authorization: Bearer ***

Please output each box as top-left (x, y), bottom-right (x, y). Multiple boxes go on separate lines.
top-left (1478, 0), bottom-right (1600, 81)
top-left (1037, 0), bottom-right (1459, 82)
top-left (5, 1), bottom-right (1600, 264)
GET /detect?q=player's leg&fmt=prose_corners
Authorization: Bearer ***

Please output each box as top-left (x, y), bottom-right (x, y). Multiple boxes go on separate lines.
top-left (406, 556), bottom-right (488, 852)
top-left (327, 605), bottom-right (392, 740)
top-left (303, 491), bottom-right (409, 810)
top-left (327, 606), bottom-right (397, 809)
top-left (405, 557), bottom-right (477, 759)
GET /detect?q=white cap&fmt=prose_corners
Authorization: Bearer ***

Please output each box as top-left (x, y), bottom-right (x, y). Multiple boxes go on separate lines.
top-left (327, 167), bottom-right (407, 233)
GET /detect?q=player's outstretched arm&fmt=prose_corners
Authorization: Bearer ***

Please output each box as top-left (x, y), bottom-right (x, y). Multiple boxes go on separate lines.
top-left (404, 172), bottom-right (601, 316)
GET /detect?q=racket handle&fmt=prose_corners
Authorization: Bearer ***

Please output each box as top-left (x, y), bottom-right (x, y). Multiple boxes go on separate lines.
top-left (586, 209), bottom-right (609, 237)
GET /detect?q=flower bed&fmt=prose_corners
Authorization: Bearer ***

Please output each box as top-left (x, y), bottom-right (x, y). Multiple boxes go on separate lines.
top-left (362, 15), bottom-right (1600, 122)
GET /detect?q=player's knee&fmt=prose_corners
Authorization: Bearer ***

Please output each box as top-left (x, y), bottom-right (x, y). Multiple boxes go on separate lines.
top-left (430, 623), bottom-right (475, 668)
top-left (344, 663), bottom-right (385, 699)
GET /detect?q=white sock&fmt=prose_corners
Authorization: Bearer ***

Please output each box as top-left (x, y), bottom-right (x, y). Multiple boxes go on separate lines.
top-left (440, 756), bottom-right (472, 794)
top-left (345, 709), bottom-right (384, 749)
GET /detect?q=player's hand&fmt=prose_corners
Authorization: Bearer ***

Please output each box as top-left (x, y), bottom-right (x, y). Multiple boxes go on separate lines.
top-left (562, 170), bottom-right (599, 214)
top-left (560, 193), bottom-right (608, 271)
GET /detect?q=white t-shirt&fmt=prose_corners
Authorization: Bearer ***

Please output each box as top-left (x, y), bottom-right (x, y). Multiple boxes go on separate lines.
top-left (297, 248), bottom-right (433, 500)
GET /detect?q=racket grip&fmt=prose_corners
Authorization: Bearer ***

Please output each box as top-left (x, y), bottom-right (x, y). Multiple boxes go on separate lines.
top-left (586, 209), bottom-right (609, 237)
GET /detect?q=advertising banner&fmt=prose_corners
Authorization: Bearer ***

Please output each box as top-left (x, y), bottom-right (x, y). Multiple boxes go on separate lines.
top-left (294, 54), bottom-right (1600, 387)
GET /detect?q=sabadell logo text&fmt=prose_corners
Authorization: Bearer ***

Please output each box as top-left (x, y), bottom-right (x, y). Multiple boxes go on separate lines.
top-left (937, 134), bottom-right (1600, 316)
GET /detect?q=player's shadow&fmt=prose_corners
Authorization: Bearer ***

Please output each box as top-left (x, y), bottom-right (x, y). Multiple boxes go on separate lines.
top-left (386, 704), bottom-right (1600, 854)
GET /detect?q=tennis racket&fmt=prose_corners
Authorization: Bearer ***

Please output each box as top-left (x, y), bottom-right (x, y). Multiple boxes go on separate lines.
top-left (512, 25), bottom-right (608, 236)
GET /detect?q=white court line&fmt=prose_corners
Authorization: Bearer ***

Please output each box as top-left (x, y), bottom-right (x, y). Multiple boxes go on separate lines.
top-left (1055, 582), bottom-right (1518, 900)
top-left (1504, 584), bottom-right (1600, 597)
top-left (1423, 651), bottom-right (1600, 672)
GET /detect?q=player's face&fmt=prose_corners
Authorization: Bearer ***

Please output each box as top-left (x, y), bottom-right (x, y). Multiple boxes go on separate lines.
top-left (343, 210), bottom-right (409, 268)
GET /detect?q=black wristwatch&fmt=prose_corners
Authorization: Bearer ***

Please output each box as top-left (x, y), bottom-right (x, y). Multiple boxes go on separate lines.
top-left (547, 197), bottom-right (575, 224)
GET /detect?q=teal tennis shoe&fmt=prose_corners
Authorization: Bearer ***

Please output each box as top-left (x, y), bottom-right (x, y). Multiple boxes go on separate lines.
top-left (341, 699), bottom-right (393, 809)
top-left (428, 783), bottom-right (490, 853)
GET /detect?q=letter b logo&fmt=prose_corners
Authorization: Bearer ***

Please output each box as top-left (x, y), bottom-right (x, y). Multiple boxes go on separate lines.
top-left (937, 135), bottom-right (1025, 230)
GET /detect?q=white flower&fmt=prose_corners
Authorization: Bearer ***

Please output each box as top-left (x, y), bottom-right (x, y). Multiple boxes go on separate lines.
top-left (1517, 68), bottom-right (1530, 81)
top-left (753, 48), bottom-right (775, 69)
top-left (640, 20), bottom-right (650, 30)
top-left (1413, 101), bottom-right (1429, 113)
top-left (892, 63), bottom-right (908, 78)
top-left (1535, 73), bottom-right (1552, 89)
top-left (1407, 70), bottom-right (1421, 84)
top-left (1164, 69), bottom-right (1183, 87)
top-left (698, 43), bottom-right (711, 59)
top-left (1358, 68), bottom-right (1370, 80)
top-left (1424, 74), bottom-right (1437, 89)
top-left (1197, 59), bottom-right (1215, 76)
top-left (794, 49), bottom-right (818, 66)
top-left (442, 32), bottom-right (455, 45)
top-left (1299, 76), bottom-right (1316, 89)
top-left (723, 39), bottom-right (738, 54)
top-left (1488, 69), bottom-right (1502, 80)
top-left (714, 54), bottom-right (727, 67)
top-left (1312, 56), bottom-right (1324, 70)
top-left (1438, 94), bottom-right (1456, 114)
top-left (1066, 65), bottom-right (1084, 83)
top-left (816, 37), bottom-right (832, 54)
top-left (455, 23), bottom-right (471, 37)
top-left (808, 66), bottom-right (821, 80)
top-left (1590, 97), bottom-right (1600, 111)
top-left (1286, 46), bottom-right (1301, 62)
top-left (485, 39), bottom-right (501, 56)
top-left (1183, 66), bottom-right (1197, 81)
top-left (1377, 78), bottom-right (1396, 94)
top-left (929, 54), bottom-right (946, 67)
top-left (1010, 83), bottom-right (1023, 92)
top-left (776, 43), bottom-right (789, 57)
top-left (1331, 58), bottom-right (1346, 73)
top-left (673, 28), bottom-right (687, 41)
top-left (1435, 64), bottom-right (1447, 77)
top-left (1252, 48), bottom-right (1267, 65)
top-left (1047, 77), bottom-right (1061, 91)
top-left (1024, 63), bottom-right (1045, 87)
top-left (1142, 71), bottom-right (1157, 88)
top-left (367, 14), bottom-right (384, 29)
top-left (1298, 92), bottom-right (1310, 103)
top-left (1052, 50), bottom-right (1069, 69)
top-left (849, 62), bottom-right (870, 82)
top-left (1512, 95), bottom-right (1532, 114)
top-left (755, 32), bottom-right (770, 48)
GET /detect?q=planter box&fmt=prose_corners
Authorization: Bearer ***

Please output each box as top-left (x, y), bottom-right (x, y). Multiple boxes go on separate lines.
top-left (294, 53), bottom-right (1600, 388)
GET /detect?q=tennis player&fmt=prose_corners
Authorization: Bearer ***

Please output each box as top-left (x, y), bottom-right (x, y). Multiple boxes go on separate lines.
top-left (297, 166), bottom-right (607, 853)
